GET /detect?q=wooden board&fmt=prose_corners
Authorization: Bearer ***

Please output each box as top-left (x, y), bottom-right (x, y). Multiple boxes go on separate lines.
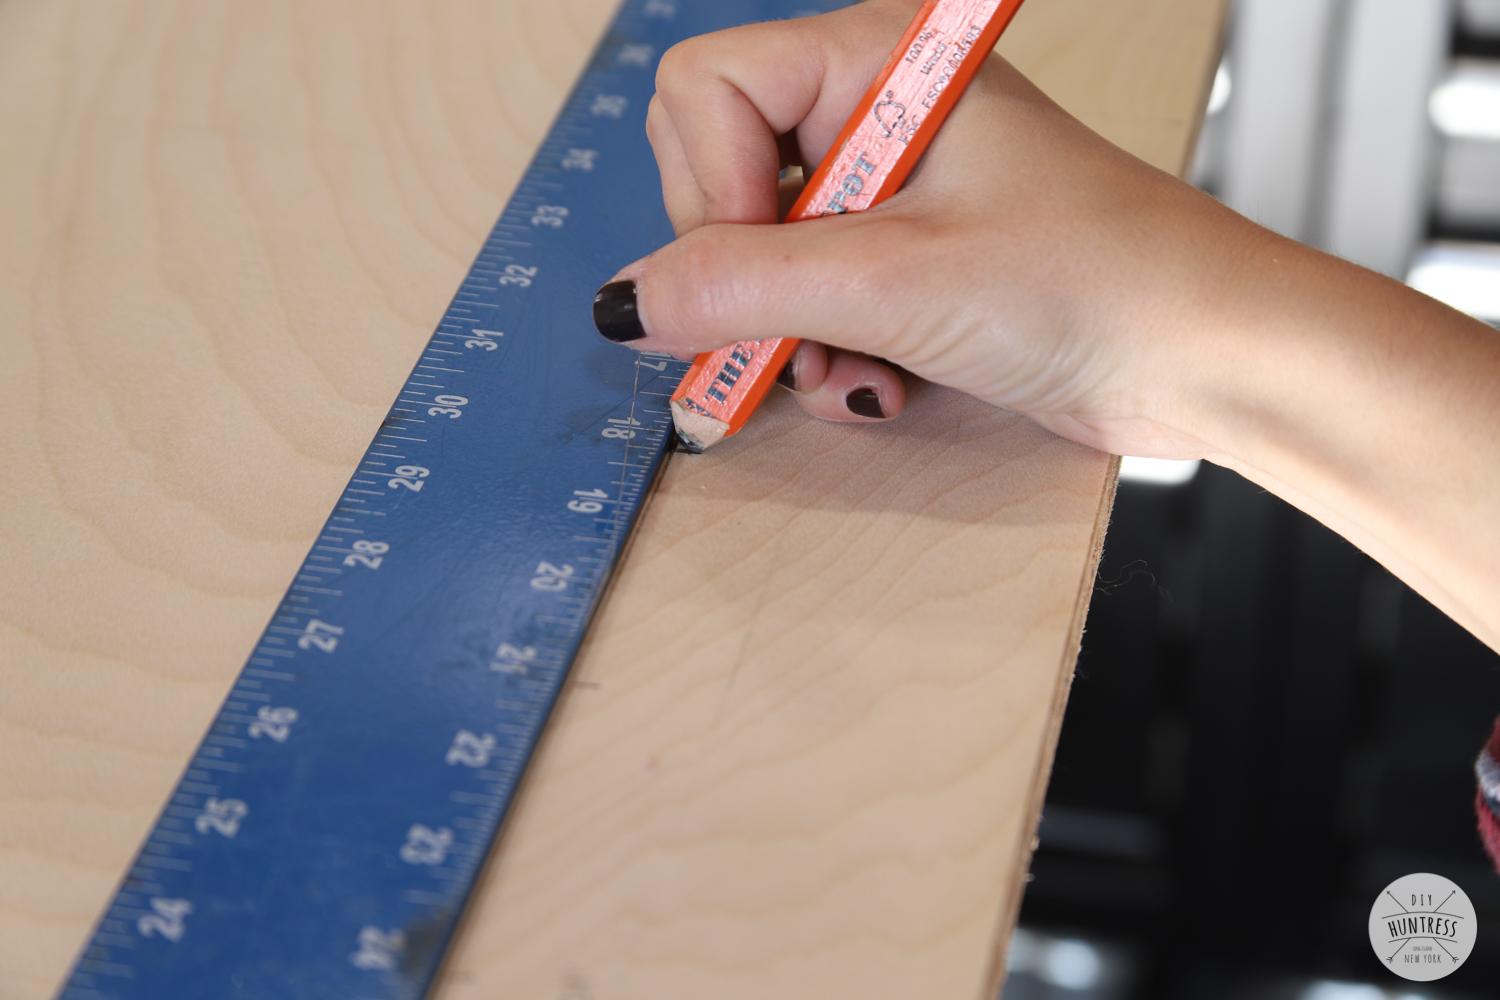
top-left (0, 1), bottom-right (1225, 997)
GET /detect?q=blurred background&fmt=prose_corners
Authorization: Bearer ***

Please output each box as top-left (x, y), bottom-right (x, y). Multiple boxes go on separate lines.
top-left (1006, 0), bottom-right (1500, 997)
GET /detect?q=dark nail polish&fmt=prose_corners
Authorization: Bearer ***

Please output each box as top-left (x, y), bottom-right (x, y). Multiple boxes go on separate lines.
top-left (846, 387), bottom-right (885, 419)
top-left (593, 281), bottom-right (645, 343)
top-left (777, 359), bottom-right (798, 391)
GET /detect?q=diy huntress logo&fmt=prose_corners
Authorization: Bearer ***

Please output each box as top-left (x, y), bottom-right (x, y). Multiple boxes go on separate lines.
top-left (1367, 872), bottom-right (1477, 981)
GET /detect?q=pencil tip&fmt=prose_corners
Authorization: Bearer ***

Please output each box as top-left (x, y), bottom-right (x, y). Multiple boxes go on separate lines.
top-left (670, 400), bottom-right (729, 454)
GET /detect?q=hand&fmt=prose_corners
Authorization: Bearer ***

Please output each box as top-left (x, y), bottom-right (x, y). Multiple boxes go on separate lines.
top-left (591, 0), bottom-right (1259, 460)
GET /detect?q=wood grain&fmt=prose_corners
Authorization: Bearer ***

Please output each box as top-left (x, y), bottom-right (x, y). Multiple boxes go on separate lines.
top-left (0, 2), bottom-right (1224, 997)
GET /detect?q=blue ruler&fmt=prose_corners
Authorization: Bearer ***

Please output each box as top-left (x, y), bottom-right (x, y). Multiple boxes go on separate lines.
top-left (59, 2), bottom-right (844, 998)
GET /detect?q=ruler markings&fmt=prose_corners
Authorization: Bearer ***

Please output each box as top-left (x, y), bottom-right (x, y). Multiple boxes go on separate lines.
top-left (60, 2), bottom-right (847, 997)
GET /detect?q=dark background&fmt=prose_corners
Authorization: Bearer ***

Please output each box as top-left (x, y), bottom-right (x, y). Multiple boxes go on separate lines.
top-left (1009, 467), bottom-right (1500, 998)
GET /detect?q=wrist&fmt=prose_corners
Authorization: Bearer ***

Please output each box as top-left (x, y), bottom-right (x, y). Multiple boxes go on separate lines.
top-left (1171, 219), bottom-right (1377, 473)
top-left (1072, 180), bottom-right (1273, 462)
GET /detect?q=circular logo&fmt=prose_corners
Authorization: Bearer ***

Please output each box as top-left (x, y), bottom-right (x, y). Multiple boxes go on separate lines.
top-left (1368, 872), bottom-right (1477, 981)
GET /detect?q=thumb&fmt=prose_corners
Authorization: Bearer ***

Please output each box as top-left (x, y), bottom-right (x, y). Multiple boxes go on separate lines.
top-left (592, 213), bottom-right (915, 361)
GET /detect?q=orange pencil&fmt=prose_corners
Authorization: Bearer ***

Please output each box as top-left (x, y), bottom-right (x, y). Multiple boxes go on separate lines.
top-left (670, 0), bottom-right (1031, 452)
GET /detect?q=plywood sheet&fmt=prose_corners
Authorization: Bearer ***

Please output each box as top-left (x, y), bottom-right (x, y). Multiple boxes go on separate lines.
top-left (0, 2), bottom-right (1225, 996)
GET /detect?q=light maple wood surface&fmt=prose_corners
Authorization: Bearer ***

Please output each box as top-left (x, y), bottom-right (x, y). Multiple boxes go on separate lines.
top-left (0, 1), bottom-right (1225, 997)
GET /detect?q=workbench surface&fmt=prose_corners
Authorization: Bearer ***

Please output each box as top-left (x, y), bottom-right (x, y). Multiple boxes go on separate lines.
top-left (0, 2), bottom-right (1224, 997)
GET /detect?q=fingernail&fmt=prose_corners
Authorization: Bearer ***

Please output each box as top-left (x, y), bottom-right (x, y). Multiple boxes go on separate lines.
top-left (593, 281), bottom-right (645, 343)
top-left (846, 387), bottom-right (885, 419)
top-left (777, 359), bottom-right (798, 391)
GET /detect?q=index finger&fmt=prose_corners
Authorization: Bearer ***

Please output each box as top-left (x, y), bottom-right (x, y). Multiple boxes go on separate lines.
top-left (648, 1), bottom-right (920, 231)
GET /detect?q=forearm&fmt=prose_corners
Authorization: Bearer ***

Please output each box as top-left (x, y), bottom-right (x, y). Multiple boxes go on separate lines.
top-left (1186, 224), bottom-right (1500, 649)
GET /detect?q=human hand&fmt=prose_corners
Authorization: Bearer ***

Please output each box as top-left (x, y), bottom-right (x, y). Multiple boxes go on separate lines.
top-left (591, 0), bottom-right (1260, 460)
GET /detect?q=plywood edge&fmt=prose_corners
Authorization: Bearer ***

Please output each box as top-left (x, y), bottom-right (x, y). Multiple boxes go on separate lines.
top-left (978, 454), bottom-right (1120, 998)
